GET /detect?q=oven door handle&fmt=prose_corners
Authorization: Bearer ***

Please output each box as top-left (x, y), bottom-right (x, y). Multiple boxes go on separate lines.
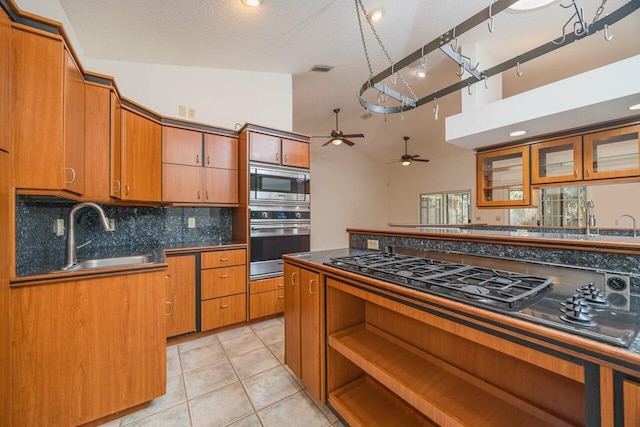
top-left (250, 225), bottom-right (311, 230)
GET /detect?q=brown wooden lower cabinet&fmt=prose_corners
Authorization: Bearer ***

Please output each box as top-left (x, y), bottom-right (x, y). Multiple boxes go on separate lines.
top-left (624, 379), bottom-right (640, 426)
top-left (201, 294), bottom-right (246, 331)
top-left (10, 270), bottom-right (166, 426)
top-left (326, 277), bottom-right (586, 427)
top-left (165, 254), bottom-right (196, 338)
top-left (201, 265), bottom-right (246, 299)
top-left (249, 276), bottom-right (285, 319)
top-left (283, 262), bottom-right (324, 402)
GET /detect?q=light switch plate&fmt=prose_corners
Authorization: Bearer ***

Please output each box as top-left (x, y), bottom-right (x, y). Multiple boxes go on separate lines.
top-left (108, 218), bottom-right (115, 231)
top-left (53, 218), bottom-right (65, 236)
top-left (367, 239), bottom-right (379, 250)
top-left (188, 217), bottom-right (196, 228)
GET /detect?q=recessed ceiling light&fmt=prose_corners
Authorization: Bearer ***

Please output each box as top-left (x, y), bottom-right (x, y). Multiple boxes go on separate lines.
top-left (508, 0), bottom-right (557, 12)
top-left (241, 0), bottom-right (261, 7)
top-left (416, 70), bottom-right (426, 78)
top-left (509, 130), bottom-right (527, 137)
top-left (368, 9), bottom-right (383, 22)
top-left (629, 103), bottom-right (640, 111)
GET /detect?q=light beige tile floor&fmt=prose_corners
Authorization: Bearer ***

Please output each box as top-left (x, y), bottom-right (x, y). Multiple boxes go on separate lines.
top-left (100, 317), bottom-right (344, 427)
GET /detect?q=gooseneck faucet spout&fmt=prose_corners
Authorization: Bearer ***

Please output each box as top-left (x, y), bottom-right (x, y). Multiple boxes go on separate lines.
top-left (586, 200), bottom-right (596, 238)
top-left (63, 202), bottom-right (112, 270)
top-left (615, 214), bottom-right (637, 237)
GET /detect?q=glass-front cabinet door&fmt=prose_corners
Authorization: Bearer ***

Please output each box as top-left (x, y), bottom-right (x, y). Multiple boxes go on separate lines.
top-left (531, 136), bottom-right (582, 184)
top-left (476, 146), bottom-right (530, 207)
top-left (583, 125), bottom-right (640, 180)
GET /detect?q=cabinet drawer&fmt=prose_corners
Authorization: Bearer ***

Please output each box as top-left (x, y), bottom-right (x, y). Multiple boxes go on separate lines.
top-left (201, 266), bottom-right (246, 299)
top-left (250, 276), bottom-right (284, 294)
top-left (201, 249), bottom-right (245, 269)
top-left (201, 294), bottom-right (246, 331)
top-left (250, 289), bottom-right (284, 319)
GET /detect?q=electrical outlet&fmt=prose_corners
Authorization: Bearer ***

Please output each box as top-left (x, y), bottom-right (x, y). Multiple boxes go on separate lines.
top-left (495, 216), bottom-right (502, 221)
top-left (188, 107), bottom-right (196, 119)
top-left (108, 218), bottom-right (115, 231)
top-left (188, 217), bottom-right (196, 228)
top-left (53, 218), bottom-right (65, 236)
top-left (476, 216), bottom-right (481, 221)
top-left (367, 239), bottom-right (379, 250)
top-left (178, 105), bottom-right (187, 117)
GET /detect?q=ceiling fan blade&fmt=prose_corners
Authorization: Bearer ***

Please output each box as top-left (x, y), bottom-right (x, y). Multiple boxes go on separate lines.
top-left (312, 135), bottom-right (332, 138)
top-left (386, 160), bottom-right (401, 164)
top-left (341, 133), bottom-right (365, 138)
top-left (341, 139), bottom-right (356, 146)
top-left (322, 139), bottom-right (333, 146)
top-left (412, 158), bottom-right (430, 162)
top-left (409, 154), bottom-right (421, 159)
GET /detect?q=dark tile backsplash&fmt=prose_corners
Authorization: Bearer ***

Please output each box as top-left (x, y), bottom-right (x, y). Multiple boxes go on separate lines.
top-left (16, 196), bottom-right (234, 276)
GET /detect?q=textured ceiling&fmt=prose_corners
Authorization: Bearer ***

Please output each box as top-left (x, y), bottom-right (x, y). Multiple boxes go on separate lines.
top-left (60, 0), bottom-right (640, 163)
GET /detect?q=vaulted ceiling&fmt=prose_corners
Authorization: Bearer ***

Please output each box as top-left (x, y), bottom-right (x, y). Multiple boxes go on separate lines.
top-left (59, 0), bottom-right (640, 164)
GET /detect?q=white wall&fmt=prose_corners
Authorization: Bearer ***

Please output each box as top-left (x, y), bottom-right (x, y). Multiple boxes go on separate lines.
top-left (310, 145), bottom-right (389, 250)
top-left (86, 59), bottom-right (292, 132)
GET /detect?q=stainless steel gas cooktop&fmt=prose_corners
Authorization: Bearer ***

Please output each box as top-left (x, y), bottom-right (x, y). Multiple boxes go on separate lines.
top-left (325, 252), bottom-right (639, 348)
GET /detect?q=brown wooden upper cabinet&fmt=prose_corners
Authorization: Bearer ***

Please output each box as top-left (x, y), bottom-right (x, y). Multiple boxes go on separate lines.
top-left (82, 83), bottom-right (111, 202)
top-left (0, 7), bottom-right (9, 153)
top-left (11, 26), bottom-right (85, 194)
top-left (120, 109), bottom-right (162, 202)
top-left (162, 126), bottom-right (239, 205)
top-left (110, 93), bottom-right (123, 198)
top-left (477, 146), bottom-right (530, 207)
top-left (249, 131), bottom-right (309, 169)
top-left (583, 125), bottom-right (640, 180)
top-left (531, 136), bottom-right (582, 184)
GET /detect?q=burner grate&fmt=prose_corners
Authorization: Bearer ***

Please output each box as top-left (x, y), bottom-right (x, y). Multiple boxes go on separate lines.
top-left (326, 253), bottom-right (552, 311)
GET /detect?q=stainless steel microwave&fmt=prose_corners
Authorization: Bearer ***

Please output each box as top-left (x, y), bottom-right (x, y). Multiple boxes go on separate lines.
top-left (250, 166), bottom-right (310, 205)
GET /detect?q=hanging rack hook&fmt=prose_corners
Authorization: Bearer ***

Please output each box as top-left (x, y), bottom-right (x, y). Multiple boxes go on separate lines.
top-left (390, 64), bottom-right (397, 85)
top-left (516, 62), bottom-right (523, 77)
top-left (456, 63), bottom-right (464, 77)
top-left (433, 97), bottom-right (439, 121)
top-left (483, 74), bottom-right (489, 89)
top-left (469, 61), bottom-right (480, 72)
top-left (450, 27), bottom-right (459, 51)
top-left (488, 1), bottom-right (495, 33)
top-left (604, 24), bottom-right (613, 41)
top-left (467, 83), bottom-right (472, 96)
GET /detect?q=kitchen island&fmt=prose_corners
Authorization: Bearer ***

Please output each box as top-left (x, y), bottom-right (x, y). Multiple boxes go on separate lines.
top-left (283, 245), bottom-right (640, 426)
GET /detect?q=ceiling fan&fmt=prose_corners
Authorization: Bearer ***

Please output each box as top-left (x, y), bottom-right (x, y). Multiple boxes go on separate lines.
top-left (388, 136), bottom-right (430, 166)
top-left (313, 108), bottom-right (364, 147)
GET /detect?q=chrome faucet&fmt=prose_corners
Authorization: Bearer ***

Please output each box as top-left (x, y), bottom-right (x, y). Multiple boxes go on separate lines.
top-left (615, 214), bottom-right (637, 237)
top-left (586, 200), bottom-right (596, 238)
top-left (63, 202), bottom-right (112, 270)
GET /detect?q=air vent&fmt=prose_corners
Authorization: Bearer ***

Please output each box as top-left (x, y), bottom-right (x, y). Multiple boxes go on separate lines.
top-left (310, 65), bottom-right (334, 73)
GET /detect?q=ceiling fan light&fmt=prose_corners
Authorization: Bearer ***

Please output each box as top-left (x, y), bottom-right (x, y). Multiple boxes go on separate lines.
top-left (629, 103), bottom-right (640, 111)
top-left (416, 70), bottom-right (426, 78)
top-left (508, 0), bottom-right (558, 12)
top-left (241, 0), bottom-right (261, 7)
top-left (401, 160), bottom-right (411, 166)
top-left (331, 138), bottom-right (342, 145)
top-left (368, 9), bottom-right (383, 22)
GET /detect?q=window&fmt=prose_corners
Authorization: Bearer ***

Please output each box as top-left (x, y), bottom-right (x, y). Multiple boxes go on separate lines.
top-left (508, 185), bottom-right (586, 226)
top-left (420, 191), bottom-right (470, 225)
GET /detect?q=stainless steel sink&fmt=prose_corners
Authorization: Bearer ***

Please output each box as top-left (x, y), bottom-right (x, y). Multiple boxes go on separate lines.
top-left (65, 254), bottom-right (154, 271)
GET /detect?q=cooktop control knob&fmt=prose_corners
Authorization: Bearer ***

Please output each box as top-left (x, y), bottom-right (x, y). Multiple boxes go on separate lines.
top-left (295, 212), bottom-right (302, 219)
top-left (578, 282), bottom-right (608, 307)
top-left (261, 212), bottom-right (269, 219)
top-left (561, 296), bottom-right (592, 312)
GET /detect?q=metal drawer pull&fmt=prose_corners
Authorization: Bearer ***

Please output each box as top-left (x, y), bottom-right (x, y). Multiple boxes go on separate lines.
top-left (165, 274), bottom-right (171, 279)
top-left (309, 279), bottom-right (316, 295)
top-left (220, 304), bottom-right (230, 308)
top-left (220, 257), bottom-right (230, 261)
top-left (277, 295), bottom-right (285, 299)
top-left (166, 301), bottom-right (172, 315)
top-left (206, 191), bottom-right (209, 199)
top-left (207, 155), bottom-right (210, 165)
top-left (277, 283), bottom-right (284, 288)
top-left (65, 167), bottom-right (76, 184)
top-left (113, 180), bottom-right (121, 193)
top-left (196, 154), bottom-right (199, 164)
top-left (125, 185), bottom-right (130, 196)
top-left (220, 274), bottom-right (229, 278)
top-left (291, 271), bottom-right (297, 286)
top-left (197, 191), bottom-right (201, 199)
top-left (284, 154), bottom-right (288, 162)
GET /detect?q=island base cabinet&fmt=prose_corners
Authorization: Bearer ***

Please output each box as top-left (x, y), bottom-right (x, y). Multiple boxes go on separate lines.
top-left (326, 278), bottom-right (585, 427)
top-left (10, 271), bottom-right (166, 426)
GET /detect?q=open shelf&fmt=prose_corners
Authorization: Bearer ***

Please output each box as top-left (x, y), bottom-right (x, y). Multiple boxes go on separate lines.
top-left (328, 323), bottom-right (573, 427)
top-left (329, 376), bottom-right (436, 427)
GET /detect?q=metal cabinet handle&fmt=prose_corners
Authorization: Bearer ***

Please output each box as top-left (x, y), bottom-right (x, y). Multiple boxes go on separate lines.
top-left (207, 155), bottom-right (210, 165)
top-left (277, 283), bottom-right (284, 288)
top-left (220, 274), bottom-right (229, 278)
top-left (166, 301), bottom-right (172, 315)
top-left (220, 257), bottom-right (230, 262)
top-left (113, 180), bottom-right (121, 193)
top-left (291, 271), bottom-right (297, 286)
top-left (220, 304), bottom-right (230, 309)
top-left (309, 279), bottom-right (316, 295)
top-left (276, 152), bottom-right (279, 162)
top-left (574, 169), bottom-right (578, 178)
top-left (125, 185), bottom-right (130, 196)
top-left (206, 191), bottom-right (209, 200)
top-left (65, 167), bottom-right (76, 184)
top-left (197, 190), bottom-right (201, 200)
top-left (586, 169), bottom-right (590, 177)
top-left (196, 154), bottom-right (199, 164)
top-left (284, 154), bottom-right (288, 163)
top-left (277, 295), bottom-right (285, 299)
top-left (165, 274), bottom-right (171, 279)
